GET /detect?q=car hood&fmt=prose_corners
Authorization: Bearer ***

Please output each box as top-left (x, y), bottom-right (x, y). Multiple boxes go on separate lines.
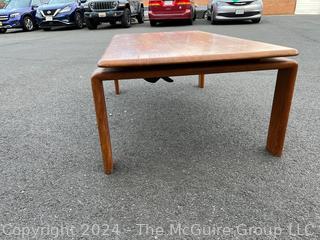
top-left (38, 3), bottom-right (75, 11)
top-left (0, 7), bottom-right (31, 15)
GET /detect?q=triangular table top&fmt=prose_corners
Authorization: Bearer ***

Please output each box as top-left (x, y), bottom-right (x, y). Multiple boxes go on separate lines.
top-left (98, 31), bottom-right (298, 68)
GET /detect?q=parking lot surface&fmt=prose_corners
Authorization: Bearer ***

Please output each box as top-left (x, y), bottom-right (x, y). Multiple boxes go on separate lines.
top-left (1, 16), bottom-right (320, 239)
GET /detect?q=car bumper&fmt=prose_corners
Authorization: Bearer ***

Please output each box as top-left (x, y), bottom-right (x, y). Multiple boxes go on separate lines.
top-left (84, 11), bottom-right (124, 21)
top-left (37, 14), bottom-right (76, 27)
top-left (214, 2), bottom-right (262, 20)
top-left (39, 20), bottom-right (75, 27)
top-left (0, 18), bottom-right (21, 29)
top-left (148, 9), bottom-right (192, 20)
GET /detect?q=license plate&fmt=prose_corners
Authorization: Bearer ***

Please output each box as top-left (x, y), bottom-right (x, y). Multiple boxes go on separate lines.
top-left (98, 12), bottom-right (107, 17)
top-left (164, 1), bottom-right (173, 5)
top-left (235, 9), bottom-right (245, 15)
top-left (45, 16), bottom-right (53, 21)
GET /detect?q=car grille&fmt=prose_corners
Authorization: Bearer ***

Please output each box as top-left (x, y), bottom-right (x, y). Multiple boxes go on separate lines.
top-left (43, 9), bottom-right (58, 16)
top-left (218, 12), bottom-right (259, 17)
top-left (227, 1), bottom-right (253, 6)
top-left (90, 1), bottom-right (116, 11)
top-left (0, 15), bottom-right (8, 21)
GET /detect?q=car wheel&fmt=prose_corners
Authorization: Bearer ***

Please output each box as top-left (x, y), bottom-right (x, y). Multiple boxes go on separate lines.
top-left (75, 12), bottom-right (84, 29)
top-left (22, 16), bottom-right (35, 31)
top-left (211, 12), bottom-right (217, 24)
top-left (252, 18), bottom-right (261, 23)
top-left (137, 7), bottom-right (144, 23)
top-left (204, 10), bottom-right (210, 20)
top-left (150, 20), bottom-right (157, 26)
top-left (193, 9), bottom-right (196, 21)
top-left (85, 18), bottom-right (98, 29)
top-left (0, 28), bottom-right (7, 33)
top-left (121, 8), bottom-right (131, 28)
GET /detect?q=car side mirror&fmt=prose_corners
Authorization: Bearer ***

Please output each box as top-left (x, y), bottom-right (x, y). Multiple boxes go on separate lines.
top-left (80, 0), bottom-right (87, 3)
top-left (32, 5), bottom-right (39, 10)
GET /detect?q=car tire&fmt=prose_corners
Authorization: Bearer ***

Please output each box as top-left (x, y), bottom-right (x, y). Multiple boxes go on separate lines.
top-left (204, 10), bottom-right (211, 21)
top-left (252, 18), bottom-right (261, 23)
top-left (193, 9), bottom-right (196, 21)
top-left (150, 20), bottom-right (157, 26)
top-left (211, 12), bottom-right (217, 25)
top-left (137, 7), bottom-right (144, 23)
top-left (121, 8), bottom-right (131, 28)
top-left (0, 28), bottom-right (7, 33)
top-left (75, 12), bottom-right (84, 29)
top-left (187, 18), bottom-right (193, 25)
top-left (85, 18), bottom-right (98, 29)
top-left (22, 16), bottom-right (35, 31)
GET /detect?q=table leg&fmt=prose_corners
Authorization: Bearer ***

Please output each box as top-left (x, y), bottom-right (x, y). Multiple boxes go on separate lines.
top-left (266, 65), bottom-right (298, 156)
top-left (91, 78), bottom-right (113, 174)
top-left (198, 74), bottom-right (205, 88)
top-left (114, 80), bottom-right (120, 95)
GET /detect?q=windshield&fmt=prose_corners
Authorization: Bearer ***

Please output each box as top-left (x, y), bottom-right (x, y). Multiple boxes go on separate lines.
top-left (6, 0), bottom-right (31, 9)
top-left (49, 0), bottom-right (75, 4)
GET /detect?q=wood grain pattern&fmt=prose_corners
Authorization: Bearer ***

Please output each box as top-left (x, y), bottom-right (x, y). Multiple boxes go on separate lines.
top-left (266, 65), bottom-right (298, 156)
top-left (91, 78), bottom-right (113, 174)
top-left (98, 31), bottom-right (298, 68)
top-left (92, 58), bottom-right (297, 81)
top-left (198, 74), bottom-right (205, 88)
top-left (91, 58), bottom-right (298, 174)
top-left (114, 80), bottom-right (120, 95)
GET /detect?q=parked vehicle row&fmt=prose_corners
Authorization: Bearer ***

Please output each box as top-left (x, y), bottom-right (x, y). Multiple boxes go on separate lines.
top-left (0, 0), bottom-right (263, 33)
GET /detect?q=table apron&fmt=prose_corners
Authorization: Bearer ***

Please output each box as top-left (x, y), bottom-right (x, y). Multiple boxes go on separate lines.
top-left (92, 58), bottom-right (298, 81)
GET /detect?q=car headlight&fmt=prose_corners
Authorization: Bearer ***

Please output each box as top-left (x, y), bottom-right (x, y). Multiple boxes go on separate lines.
top-left (112, 1), bottom-right (118, 8)
top-left (83, 2), bottom-right (89, 8)
top-left (10, 13), bottom-right (20, 18)
top-left (216, 1), bottom-right (226, 6)
top-left (36, 10), bottom-right (42, 17)
top-left (89, 2), bottom-right (95, 9)
top-left (118, 2), bottom-right (125, 7)
top-left (60, 6), bottom-right (72, 13)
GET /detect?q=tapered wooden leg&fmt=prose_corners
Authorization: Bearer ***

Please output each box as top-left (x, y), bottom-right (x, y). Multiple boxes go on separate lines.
top-left (198, 74), bottom-right (205, 88)
top-left (92, 78), bottom-right (113, 174)
top-left (266, 65), bottom-right (298, 156)
top-left (114, 80), bottom-right (120, 95)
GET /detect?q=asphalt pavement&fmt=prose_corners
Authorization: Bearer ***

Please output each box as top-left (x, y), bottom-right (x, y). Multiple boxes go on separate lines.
top-left (0, 16), bottom-right (320, 239)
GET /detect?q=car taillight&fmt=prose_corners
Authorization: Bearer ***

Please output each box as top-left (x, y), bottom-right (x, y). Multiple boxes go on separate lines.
top-left (175, 0), bottom-right (191, 5)
top-left (149, 0), bottom-right (162, 6)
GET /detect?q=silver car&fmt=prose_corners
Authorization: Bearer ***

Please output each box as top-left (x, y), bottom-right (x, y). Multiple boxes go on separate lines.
top-left (207, 0), bottom-right (263, 24)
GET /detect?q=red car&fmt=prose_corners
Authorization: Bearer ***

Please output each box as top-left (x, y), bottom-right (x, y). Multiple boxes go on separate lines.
top-left (148, 0), bottom-right (196, 26)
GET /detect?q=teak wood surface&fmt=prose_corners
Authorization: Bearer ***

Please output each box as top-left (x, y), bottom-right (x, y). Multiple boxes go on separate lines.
top-left (98, 31), bottom-right (298, 68)
top-left (91, 31), bottom-right (299, 174)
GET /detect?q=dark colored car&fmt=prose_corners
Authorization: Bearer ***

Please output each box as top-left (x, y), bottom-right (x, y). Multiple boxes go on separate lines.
top-left (36, 0), bottom-right (86, 30)
top-left (0, 0), bottom-right (43, 33)
top-left (148, 0), bottom-right (196, 26)
top-left (84, 0), bottom-right (144, 29)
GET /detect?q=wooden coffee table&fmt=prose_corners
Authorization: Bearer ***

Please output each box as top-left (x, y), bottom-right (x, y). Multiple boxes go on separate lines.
top-left (91, 31), bottom-right (298, 174)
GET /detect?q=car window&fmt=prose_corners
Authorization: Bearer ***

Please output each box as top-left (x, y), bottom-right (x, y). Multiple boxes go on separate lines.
top-left (48, 0), bottom-right (75, 4)
top-left (6, 0), bottom-right (31, 8)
